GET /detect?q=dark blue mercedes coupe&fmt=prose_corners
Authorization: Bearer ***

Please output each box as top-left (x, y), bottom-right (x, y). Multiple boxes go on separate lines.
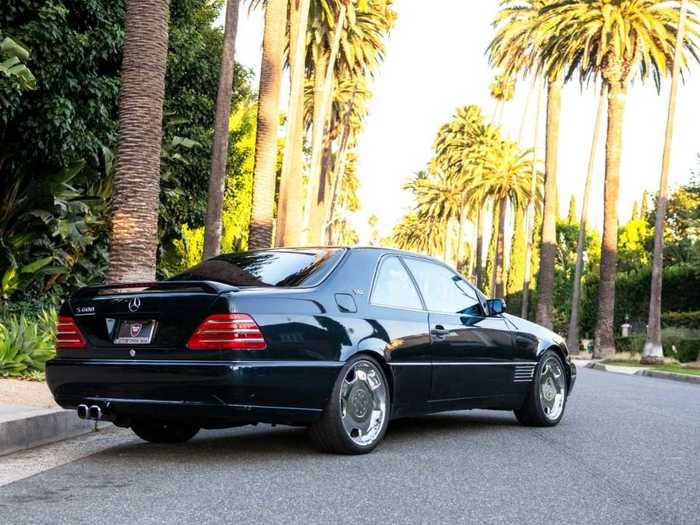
top-left (47, 247), bottom-right (576, 454)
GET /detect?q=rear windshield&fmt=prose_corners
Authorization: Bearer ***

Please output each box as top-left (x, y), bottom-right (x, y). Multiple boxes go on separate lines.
top-left (171, 249), bottom-right (346, 288)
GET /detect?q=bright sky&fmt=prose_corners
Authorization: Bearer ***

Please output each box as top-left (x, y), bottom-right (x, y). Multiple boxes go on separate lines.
top-left (230, 1), bottom-right (699, 243)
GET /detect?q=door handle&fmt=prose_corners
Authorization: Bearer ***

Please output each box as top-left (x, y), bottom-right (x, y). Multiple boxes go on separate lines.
top-left (431, 325), bottom-right (450, 339)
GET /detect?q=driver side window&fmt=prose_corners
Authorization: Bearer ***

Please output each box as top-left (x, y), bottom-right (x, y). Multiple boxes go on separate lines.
top-left (403, 258), bottom-right (482, 316)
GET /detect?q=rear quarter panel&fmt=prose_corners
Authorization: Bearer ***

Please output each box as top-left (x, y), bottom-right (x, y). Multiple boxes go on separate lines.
top-left (229, 249), bottom-right (431, 414)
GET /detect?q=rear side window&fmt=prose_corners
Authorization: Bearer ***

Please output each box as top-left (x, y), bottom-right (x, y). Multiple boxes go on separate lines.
top-left (371, 256), bottom-right (423, 310)
top-left (172, 249), bottom-right (345, 288)
top-left (403, 258), bottom-right (482, 316)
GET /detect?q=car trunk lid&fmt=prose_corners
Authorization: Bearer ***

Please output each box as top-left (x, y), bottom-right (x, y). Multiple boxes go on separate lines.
top-left (67, 281), bottom-right (235, 359)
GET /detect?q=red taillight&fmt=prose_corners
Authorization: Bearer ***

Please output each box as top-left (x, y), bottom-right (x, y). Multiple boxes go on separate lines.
top-left (186, 314), bottom-right (267, 350)
top-left (56, 315), bottom-right (87, 349)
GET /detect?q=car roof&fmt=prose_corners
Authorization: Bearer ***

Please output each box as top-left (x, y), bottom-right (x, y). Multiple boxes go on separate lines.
top-left (255, 246), bottom-right (444, 265)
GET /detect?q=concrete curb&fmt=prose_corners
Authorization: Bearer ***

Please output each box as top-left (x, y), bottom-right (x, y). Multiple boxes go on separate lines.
top-left (585, 361), bottom-right (700, 385)
top-left (0, 407), bottom-right (96, 457)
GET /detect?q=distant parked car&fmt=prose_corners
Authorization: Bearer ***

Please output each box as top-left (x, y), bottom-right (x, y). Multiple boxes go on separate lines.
top-left (47, 247), bottom-right (576, 454)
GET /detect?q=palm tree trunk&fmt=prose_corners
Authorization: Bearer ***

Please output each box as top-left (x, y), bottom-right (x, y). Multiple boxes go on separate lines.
top-left (567, 85), bottom-right (605, 354)
top-left (475, 203), bottom-right (485, 289)
top-left (312, 107), bottom-right (334, 240)
top-left (521, 79), bottom-right (544, 318)
top-left (302, 5), bottom-right (346, 244)
top-left (303, 53), bottom-right (328, 245)
top-left (494, 196), bottom-right (507, 298)
top-left (490, 101), bottom-right (501, 124)
top-left (535, 78), bottom-right (562, 329)
top-left (249, 0), bottom-right (287, 250)
top-left (593, 81), bottom-right (626, 358)
top-left (275, 0), bottom-right (311, 247)
top-left (642, 0), bottom-right (688, 364)
top-left (324, 117), bottom-right (353, 244)
top-left (456, 205), bottom-right (467, 268)
top-left (488, 201), bottom-right (498, 294)
top-left (443, 219), bottom-right (451, 263)
top-left (506, 206), bottom-right (525, 296)
top-left (203, 0), bottom-right (241, 259)
top-left (108, 0), bottom-right (170, 283)
top-left (517, 74), bottom-right (537, 145)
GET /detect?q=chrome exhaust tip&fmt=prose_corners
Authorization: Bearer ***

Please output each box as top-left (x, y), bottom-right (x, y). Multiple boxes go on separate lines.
top-left (88, 405), bottom-right (102, 421)
top-left (77, 404), bottom-right (88, 419)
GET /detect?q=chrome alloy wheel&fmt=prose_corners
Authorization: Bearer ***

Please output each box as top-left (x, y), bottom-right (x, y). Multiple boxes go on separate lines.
top-left (539, 356), bottom-right (566, 421)
top-left (339, 360), bottom-right (388, 446)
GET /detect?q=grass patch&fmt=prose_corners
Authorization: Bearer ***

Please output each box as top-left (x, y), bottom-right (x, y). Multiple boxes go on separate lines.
top-left (602, 360), bottom-right (700, 377)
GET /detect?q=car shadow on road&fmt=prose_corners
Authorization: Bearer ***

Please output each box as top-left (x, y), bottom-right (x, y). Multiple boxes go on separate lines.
top-left (384, 411), bottom-right (518, 443)
top-left (93, 410), bottom-right (519, 462)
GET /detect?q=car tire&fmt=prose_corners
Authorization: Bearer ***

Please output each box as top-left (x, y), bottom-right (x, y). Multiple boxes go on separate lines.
top-left (309, 355), bottom-right (390, 455)
top-left (514, 350), bottom-right (567, 427)
top-left (131, 420), bottom-right (200, 444)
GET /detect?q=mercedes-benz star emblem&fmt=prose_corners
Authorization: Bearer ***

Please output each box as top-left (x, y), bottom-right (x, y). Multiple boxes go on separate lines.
top-left (128, 297), bottom-right (141, 312)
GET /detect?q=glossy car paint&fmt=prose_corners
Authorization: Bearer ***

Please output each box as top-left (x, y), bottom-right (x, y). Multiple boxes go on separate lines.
top-left (46, 247), bottom-right (576, 429)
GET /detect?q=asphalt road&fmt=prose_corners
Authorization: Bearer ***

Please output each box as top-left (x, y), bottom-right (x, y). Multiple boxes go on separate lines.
top-left (1, 367), bottom-right (698, 524)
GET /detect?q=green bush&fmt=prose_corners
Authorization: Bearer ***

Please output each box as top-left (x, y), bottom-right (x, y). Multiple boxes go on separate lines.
top-left (172, 224), bottom-right (204, 273)
top-left (660, 329), bottom-right (699, 360)
top-left (675, 339), bottom-right (700, 363)
top-left (613, 330), bottom-right (700, 360)
top-left (0, 308), bottom-right (55, 378)
top-left (662, 311), bottom-right (700, 330)
top-left (614, 336), bottom-right (645, 354)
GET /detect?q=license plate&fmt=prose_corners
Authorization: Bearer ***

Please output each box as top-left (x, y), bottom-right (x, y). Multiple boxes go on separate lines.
top-left (114, 320), bottom-right (156, 345)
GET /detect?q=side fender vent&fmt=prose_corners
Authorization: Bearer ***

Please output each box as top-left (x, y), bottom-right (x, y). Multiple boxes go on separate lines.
top-left (513, 364), bottom-right (536, 383)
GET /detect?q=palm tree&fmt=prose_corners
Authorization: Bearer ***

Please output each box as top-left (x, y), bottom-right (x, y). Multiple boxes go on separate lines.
top-left (203, 0), bottom-right (241, 259)
top-left (535, 76), bottom-right (561, 328)
top-left (507, 204), bottom-right (527, 295)
top-left (303, 0), bottom-right (395, 244)
top-left (474, 204), bottom-right (486, 289)
top-left (392, 212), bottom-right (445, 257)
top-left (535, 0), bottom-right (699, 356)
top-left (368, 213), bottom-right (380, 246)
top-left (520, 78), bottom-right (543, 318)
top-left (323, 77), bottom-right (371, 244)
top-left (567, 85), bottom-right (606, 354)
top-left (108, 0), bottom-right (170, 283)
top-left (328, 152), bottom-right (361, 244)
top-left (275, 0), bottom-right (311, 248)
top-left (489, 73), bottom-right (516, 125)
top-left (248, 0), bottom-right (287, 250)
top-left (302, 1), bottom-right (349, 246)
top-left (488, 0), bottom-right (561, 328)
top-left (414, 169), bottom-right (463, 263)
top-left (477, 139), bottom-right (537, 298)
top-left (643, 0), bottom-right (692, 364)
top-left (432, 105), bottom-right (491, 283)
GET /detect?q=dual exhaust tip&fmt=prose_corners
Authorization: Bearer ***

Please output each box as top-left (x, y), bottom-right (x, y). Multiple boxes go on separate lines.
top-left (77, 404), bottom-right (102, 421)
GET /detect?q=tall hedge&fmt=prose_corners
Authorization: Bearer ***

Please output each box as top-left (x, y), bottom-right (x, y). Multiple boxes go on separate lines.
top-left (579, 264), bottom-right (700, 337)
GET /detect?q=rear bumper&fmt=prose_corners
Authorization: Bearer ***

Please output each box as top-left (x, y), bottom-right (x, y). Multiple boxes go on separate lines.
top-left (46, 359), bottom-right (343, 426)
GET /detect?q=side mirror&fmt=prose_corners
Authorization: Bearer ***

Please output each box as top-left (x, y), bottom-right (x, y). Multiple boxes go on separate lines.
top-left (486, 298), bottom-right (506, 316)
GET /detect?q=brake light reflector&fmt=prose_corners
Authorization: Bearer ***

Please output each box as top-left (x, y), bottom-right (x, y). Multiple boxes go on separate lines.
top-left (57, 316), bottom-right (87, 349)
top-left (186, 314), bottom-right (267, 350)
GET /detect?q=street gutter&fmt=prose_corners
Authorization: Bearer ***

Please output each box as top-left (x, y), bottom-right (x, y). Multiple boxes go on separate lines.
top-left (578, 360), bottom-right (700, 385)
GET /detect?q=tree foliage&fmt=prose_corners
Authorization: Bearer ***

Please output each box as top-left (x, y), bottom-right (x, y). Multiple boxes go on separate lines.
top-left (1, 0), bottom-right (254, 303)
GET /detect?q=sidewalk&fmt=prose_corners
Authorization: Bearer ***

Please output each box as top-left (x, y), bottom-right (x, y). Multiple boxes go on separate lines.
top-left (574, 359), bottom-right (700, 385)
top-left (0, 379), bottom-right (96, 456)
top-left (0, 405), bottom-right (95, 456)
